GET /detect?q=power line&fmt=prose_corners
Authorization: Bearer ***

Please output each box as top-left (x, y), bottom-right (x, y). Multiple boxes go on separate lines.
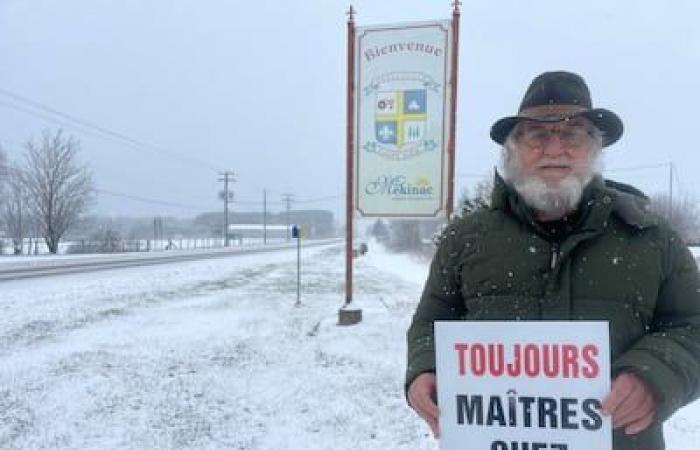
top-left (1, 160), bottom-right (340, 214)
top-left (457, 164), bottom-right (672, 178)
top-left (231, 194), bottom-right (342, 206)
top-left (0, 88), bottom-right (220, 172)
top-left (96, 188), bottom-right (212, 212)
top-left (0, 98), bottom-right (337, 199)
top-left (233, 199), bottom-right (282, 206)
top-left (0, 135), bottom-right (28, 151)
top-left (603, 163), bottom-right (669, 173)
top-left (456, 172), bottom-right (490, 179)
top-left (0, 135), bottom-right (163, 182)
top-left (0, 161), bottom-right (213, 212)
top-left (0, 162), bottom-right (23, 174)
top-left (0, 90), bottom-right (346, 199)
top-left (294, 194), bottom-right (343, 204)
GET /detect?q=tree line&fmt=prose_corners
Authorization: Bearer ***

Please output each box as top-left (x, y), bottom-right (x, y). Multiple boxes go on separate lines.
top-left (0, 129), bottom-right (95, 254)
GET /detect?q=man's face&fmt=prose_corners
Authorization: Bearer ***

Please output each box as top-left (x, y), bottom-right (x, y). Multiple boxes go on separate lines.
top-left (512, 117), bottom-right (597, 186)
top-left (502, 115), bottom-right (601, 219)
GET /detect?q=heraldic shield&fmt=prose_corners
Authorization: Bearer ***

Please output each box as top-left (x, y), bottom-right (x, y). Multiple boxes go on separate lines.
top-left (374, 89), bottom-right (427, 154)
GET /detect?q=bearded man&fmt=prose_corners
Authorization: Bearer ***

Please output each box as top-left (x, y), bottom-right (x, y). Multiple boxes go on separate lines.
top-left (405, 71), bottom-right (700, 450)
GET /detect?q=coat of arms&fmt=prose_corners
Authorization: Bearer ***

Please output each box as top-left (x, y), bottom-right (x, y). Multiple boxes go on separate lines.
top-left (375, 89), bottom-right (426, 145)
top-left (361, 72), bottom-right (440, 160)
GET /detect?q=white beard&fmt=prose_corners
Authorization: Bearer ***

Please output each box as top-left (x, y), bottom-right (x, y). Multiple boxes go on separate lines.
top-left (511, 174), bottom-right (587, 217)
top-left (501, 148), bottom-right (602, 219)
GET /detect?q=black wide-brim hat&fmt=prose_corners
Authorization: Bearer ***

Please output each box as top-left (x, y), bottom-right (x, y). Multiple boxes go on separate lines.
top-left (490, 71), bottom-right (624, 148)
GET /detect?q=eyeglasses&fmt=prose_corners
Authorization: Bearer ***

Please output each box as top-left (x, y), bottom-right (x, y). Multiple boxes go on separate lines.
top-left (517, 121), bottom-right (595, 149)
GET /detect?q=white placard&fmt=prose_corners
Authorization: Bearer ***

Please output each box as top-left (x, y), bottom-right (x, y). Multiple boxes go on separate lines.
top-left (355, 21), bottom-right (452, 217)
top-left (435, 321), bottom-right (612, 450)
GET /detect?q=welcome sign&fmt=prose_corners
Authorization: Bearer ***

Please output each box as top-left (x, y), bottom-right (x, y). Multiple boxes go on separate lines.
top-left (435, 321), bottom-right (612, 450)
top-left (354, 21), bottom-right (452, 217)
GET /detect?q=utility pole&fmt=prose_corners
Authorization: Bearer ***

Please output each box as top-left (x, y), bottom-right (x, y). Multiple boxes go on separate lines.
top-left (263, 189), bottom-right (267, 245)
top-left (153, 217), bottom-right (163, 250)
top-left (218, 171), bottom-right (236, 247)
top-left (281, 193), bottom-right (294, 241)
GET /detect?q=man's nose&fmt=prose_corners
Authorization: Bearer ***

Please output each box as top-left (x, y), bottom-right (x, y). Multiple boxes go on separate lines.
top-left (541, 133), bottom-right (566, 157)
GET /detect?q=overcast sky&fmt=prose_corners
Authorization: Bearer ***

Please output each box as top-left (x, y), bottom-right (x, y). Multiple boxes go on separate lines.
top-left (0, 0), bottom-right (698, 221)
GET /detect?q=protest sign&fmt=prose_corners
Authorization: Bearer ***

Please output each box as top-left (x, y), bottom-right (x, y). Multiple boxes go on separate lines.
top-left (435, 321), bottom-right (611, 450)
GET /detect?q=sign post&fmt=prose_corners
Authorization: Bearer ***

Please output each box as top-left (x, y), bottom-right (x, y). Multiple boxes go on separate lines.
top-left (446, 1), bottom-right (460, 218)
top-left (339, 5), bottom-right (362, 326)
top-left (435, 321), bottom-right (612, 450)
top-left (292, 224), bottom-right (302, 307)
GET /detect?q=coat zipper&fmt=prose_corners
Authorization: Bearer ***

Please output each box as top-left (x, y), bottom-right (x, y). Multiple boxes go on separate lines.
top-left (550, 242), bottom-right (559, 270)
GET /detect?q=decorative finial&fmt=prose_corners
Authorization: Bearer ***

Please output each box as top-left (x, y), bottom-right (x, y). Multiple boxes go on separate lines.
top-left (452, 0), bottom-right (462, 13)
top-left (347, 5), bottom-right (355, 22)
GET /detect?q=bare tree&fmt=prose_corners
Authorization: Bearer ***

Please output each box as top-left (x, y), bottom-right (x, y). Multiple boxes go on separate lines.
top-left (23, 130), bottom-right (95, 254)
top-left (388, 220), bottom-right (422, 252)
top-left (0, 145), bottom-right (7, 205)
top-left (0, 144), bottom-right (7, 184)
top-left (649, 193), bottom-right (700, 244)
top-left (0, 146), bottom-right (6, 254)
top-left (0, 145), bottom-right (6, 206)
top-left (2, 165), bottom-right (33, 254)
top-left (367, 218), bottom-right (390, 243)
top-left (457, 179), bottom-right (493, 217)
top-left (91, 219), bottom-right (123, 253)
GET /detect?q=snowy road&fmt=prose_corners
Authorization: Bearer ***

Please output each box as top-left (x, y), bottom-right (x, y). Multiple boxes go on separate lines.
top-left (0, 239), bottom-right (341, 281)
top-left (1, 242), bottom-right (699, 449)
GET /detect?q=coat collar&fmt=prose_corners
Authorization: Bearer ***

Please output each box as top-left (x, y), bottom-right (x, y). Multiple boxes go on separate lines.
top-left (604, 179), bottom-right (659, 229)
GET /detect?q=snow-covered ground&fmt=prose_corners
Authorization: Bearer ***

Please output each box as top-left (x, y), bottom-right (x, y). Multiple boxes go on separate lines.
top-left (0, 242), bottom-right (698, 449)
top-left (690, 246), bottom-right (700, 260)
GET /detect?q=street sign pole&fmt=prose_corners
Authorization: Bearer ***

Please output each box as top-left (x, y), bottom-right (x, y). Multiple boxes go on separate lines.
top-left (292, 224), bottom-right (302, 307)
top-left (296, 227), bottom-right (301, 306)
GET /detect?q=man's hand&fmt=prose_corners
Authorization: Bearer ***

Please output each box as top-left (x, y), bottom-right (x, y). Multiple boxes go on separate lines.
top-left (407, 372), bottom-right (440, 438)
top-left (601, 372), bottom-right (657, 435)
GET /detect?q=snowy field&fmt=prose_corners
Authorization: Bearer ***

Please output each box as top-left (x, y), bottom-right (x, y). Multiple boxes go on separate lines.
top-left (1, 242), bottom-right (699, 449)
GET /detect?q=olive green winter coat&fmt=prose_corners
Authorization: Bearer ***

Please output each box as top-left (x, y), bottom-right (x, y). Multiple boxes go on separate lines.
top-left (406, 174), bottom-right (700, 450)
